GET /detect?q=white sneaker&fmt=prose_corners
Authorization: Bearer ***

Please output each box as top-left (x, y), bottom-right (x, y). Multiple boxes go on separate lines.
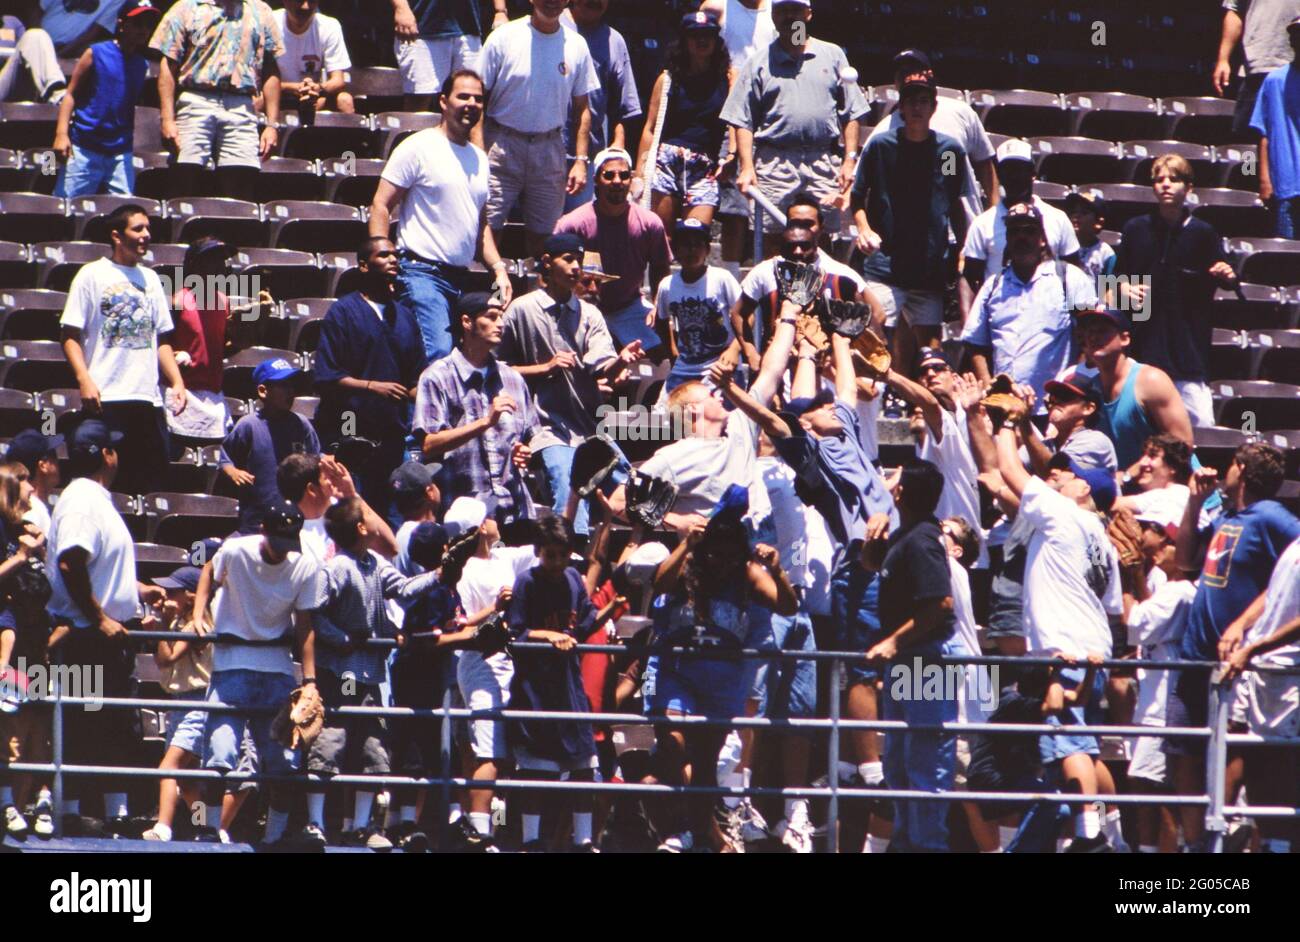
top-left (142, 825), bottom-right (169, 841)
top-left (777, 804), bottom-right (814, 854)
top-left (657, 831), bottom-right (694, 853)
top-left (717, 804), bottom-right (747, 852)
top-left (32, 793), bottom-right (53, 838)
top-left (4, 805), bottom-right (28, 836)
top-left (737, 798), bottom-right (770, 843)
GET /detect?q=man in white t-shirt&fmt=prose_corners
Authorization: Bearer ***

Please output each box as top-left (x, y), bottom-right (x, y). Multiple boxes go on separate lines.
top-left (1219, 533), bottom-right (1300, 855)
top-left (370, 70), bottom-right (512, 365)
top-left (1113, 433), bottom-right (1192, 520)
top-left (60, 203), bottom-right (188, 495)
top-left (5, 429), bottom-right (62, 535)
top-left (193, 501), bottom-right (324, 848)
top-left (273, 0), bottom-right (354, 114)
top-left (478, 0), bottom-right (600, 258)
top-left (995, 413), bottom-right (1126, 851)
top-left (47, 418), bottom-right (164, 830)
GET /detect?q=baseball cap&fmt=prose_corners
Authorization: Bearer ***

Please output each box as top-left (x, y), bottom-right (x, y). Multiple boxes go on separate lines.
top-left (914, 346), bottom-right (951, 375)
top-left (893, 48), bottom-right (933, 73)
top-left (1044, 366), bottom-right (1102, 405)
top-left (442, 496), bottom-right (488, 539)
top-left (1073, 304), bottom-right (1132, 333)
top-left (186, 234), bottom-right (234, 262)
top-left (408, 522), bottom-right (451, 570)
top-left (262, 501), bottom-right (304, 553)
top-left (4, 428), bottom-right (63, 471)
top-left (1136, 505), bottom-right (1180, 542)
top-left (152, 565), bottom-right (202, 592)
top-left (996, 139), bottom-right (1034, 164)
top-left (541, 232), bottom-right (585, 259)
top-left (119, 0), bottom-right (162, 21)
top-left (1003, 201), bottom-right (1044, 229)
top-left (252, 356), bottom-right (301, 386)
top-left (389, 460), bottom-right (442, 497)
top-left (680, 10), bottom-right (721, 32)
top-left (455, 291), bottom-right (500, 321)
top-left (772, 0), bottom-right (811, 6)
top-left (592, 147), bottom-right (634, 175)
top-left (673, 217), bottom-right (711, 240)
top-left (898, 72), bottom-right (937, 97)
top-left (1064, 190), bottom-right (1107, 217)
top-left (1050, 454), bottom-right (1117, 512)
top-left (69, 418), bottom-right (124, 457)
top-left (779, 388), bottom-right (834, 437)
top-left (617, 541), bottom-right (671, 588)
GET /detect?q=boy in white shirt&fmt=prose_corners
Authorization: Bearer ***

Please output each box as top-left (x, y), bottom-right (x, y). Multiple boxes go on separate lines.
top-left (655, 217), bottom-right (740, 397)
top-left (273, 0), bottom-right (354, 114)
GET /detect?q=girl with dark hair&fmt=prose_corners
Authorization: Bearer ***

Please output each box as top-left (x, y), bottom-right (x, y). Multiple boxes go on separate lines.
top-left (634, 11), bottom-right (734, 232)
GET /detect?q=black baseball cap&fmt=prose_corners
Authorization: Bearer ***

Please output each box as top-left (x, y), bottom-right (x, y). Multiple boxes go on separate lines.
top-left (408, 521), bottom-right (451, 570)
top-left (389, 460), bottom-right (442, 497)
top-left (261, 501), bottom-right (304, 553)
top-left (893, 49), bottom-right (933, 73)
top-left (541, 232), bottom-right (585, 258)
top-left (1004, 201), bottom-right (1044, 229)
top-left (680, 10), bottom-right (721, 32)
top-left (914, 346), bottom-right (951, 375)
top-left (1064, 190), bottom-right (1107, 217)
top-left (5, 428), bottom-right (63, 471)
top-left (898, 72), bottom-right (937, 99)
top-left (1073, 305), bottom-right (1132, 333)
top-left (1044, 366), bottom-right (1102, 405)
top-left (68, 418), bottom-right (124, 458)
top-left (455, 291), bottom-right (500, 320)
top-left (673, 217), bottom-right (712, 241)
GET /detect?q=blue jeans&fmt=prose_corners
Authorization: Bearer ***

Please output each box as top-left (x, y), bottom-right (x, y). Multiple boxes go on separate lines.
top-left (396, 257), bottom-right (462, 365)
top-left (1275, 196), bottom-right (1300, 239)
top-left (745, 606), bottom-right (818, 718)
top-left (539, 440), bottom-right (628, 535)
top-left (53, 144), bottom-right (134, 198)
top-left (202, 669), bottom-right (300, 776)
top-left (881, 638), bottom-right (959, 851)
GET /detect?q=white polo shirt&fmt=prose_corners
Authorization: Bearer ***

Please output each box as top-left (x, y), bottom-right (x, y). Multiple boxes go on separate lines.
top-left (480, 16), bottom-right (600, 134)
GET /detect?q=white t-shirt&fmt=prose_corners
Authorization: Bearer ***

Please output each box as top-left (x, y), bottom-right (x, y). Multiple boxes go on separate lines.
top-left (1243, 535), bottom-right (1300, 666)
top-left (22, 495), bottom-right (50, 535)
top-left (962, 195), bottom-right (1080, 272)
top-left (741, 250), bottom-right (869, 304)
top-left (655, 266), bottom-right (740, 366)
top-left (757, 455), bottom-right (808, 587)
top-left (1127, 576), bottom-right (1195, 727)
top-left (381, 129), bottom-right (489, 267)
top-left (948, 557), bottom-right (989, 723)
top-left (639, 409), bottom-right (771, 523)
top-left (802, 505), bottom-right (836, 617)
top-left (299, 515), bottom-right (332, 564)
top-left (47, 477), bottom-right (140, 627)
top-left (869, 96), bottom-right (995, 223)
top-left (458, 546), bottom-right (538, 618)
top-left (60, 257), bottom-right (174, 406)
top-left (211, 534), bottom-right (321, 675)
top-left (273, 9), bottom-right (351, 83)
top-left (721, 0), bottom-right (777, 70)
top-left (1129, 483), bottom-right (1190, 522)
top-left (918, 404), bottom-right (986, 568)
top-left (1019, 476), bottom-right (1122, 658)
top-left (480, 17), bottom-right (601, 134)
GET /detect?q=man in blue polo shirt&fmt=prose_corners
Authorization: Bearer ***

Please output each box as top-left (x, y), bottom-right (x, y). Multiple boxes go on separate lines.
top-left (313, 236), bottom-right (424, 519)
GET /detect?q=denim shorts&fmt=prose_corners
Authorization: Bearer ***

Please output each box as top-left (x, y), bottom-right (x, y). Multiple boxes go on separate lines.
top-left (165, 687), bottom-right (209, 756)
top-left (652, 143), bottom-right (720, 208)
top-left (53, 144), bottom-right (134, 198)
top-left (830, 555), bottom-right (883, 686)
top-left (745, 607), bottom-right (817, 718)
top-left (643, 647), bottom-right (748, 719)
top-left (1039, 666), bottom-right (1105, 763)
top-left (203, 669), bottom-right (300, 777)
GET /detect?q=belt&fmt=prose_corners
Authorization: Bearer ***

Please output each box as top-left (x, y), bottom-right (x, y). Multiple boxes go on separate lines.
top-left (485, 119), bottom-right (563, 141)
top-left (755, 139), bottom-right (842, 155)
top-left (398, 250), bottom-right (468, 274)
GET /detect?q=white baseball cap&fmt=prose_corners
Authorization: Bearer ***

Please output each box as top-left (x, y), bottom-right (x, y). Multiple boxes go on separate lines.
top-left (442, 497), bottom-right (487, 538)
top-left (618, 541), bottom-right (671, 587)
top-left (592, 147), bottom-right (634, 175)
top-left (996, 139), bottom-right (1034, 164)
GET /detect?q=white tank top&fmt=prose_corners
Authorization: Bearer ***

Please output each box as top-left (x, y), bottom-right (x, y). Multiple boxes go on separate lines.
top-left (722, 0), bottom-right (776, 70)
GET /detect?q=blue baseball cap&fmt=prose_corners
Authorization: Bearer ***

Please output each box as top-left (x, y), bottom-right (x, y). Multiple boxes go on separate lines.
top-left (914, 346), bottom-right (951, 375)
top-left (152, 565), bottom-right (202, 592)
top-left (68, 418), bottom-right (124, 457)
top-left (673, 217), bottom-right (711, 240)
top-left (4, 428), bottom-right (63, 470)
top-left (1073, 305), bottom-right (1132, 333)
top-left (253, 357), bottom-right (301, 386)
top-left (1051, 453), bottom-right (1118, 512)
top-left (680, 10), bottom-right (721, 31)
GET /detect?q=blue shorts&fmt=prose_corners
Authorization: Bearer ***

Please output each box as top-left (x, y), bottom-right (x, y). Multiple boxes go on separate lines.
top-left (203, 669), bottom-right (300, 777)
top-left (644, 649), bottom-right (748, 719)
top-left (1039, 666), bottom-right (1105, 763)
top-left (830, 555), bottom-right (883, 686)
top-left (165, 688), bottom-right (209, 756)
top-left (745, 607), bottom-right (817, 718)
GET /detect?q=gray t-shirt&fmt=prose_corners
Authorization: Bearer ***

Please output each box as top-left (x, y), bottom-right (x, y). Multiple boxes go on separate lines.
top-left (1224, 0), bottom-right (1300, 74)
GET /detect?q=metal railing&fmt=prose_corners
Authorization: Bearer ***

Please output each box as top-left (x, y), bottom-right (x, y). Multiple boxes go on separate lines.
top-left (7, 628), bottom-right (1299, 852)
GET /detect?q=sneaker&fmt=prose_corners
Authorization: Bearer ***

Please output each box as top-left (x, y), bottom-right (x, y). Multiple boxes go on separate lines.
top-left (455, 816), bottom-right (497, 853)
top-left (657, 831), bottom-right (694, 853)
top-left (141, 825), bottom-right (170, 842)
top-left (343, 827), bottom-right (393, 851)
top-left (1064, 834), bottom-right (1112, 853)
top-left (776, 805), bottom-right (814, 854)
top-left (297, 823), bottom-right (328, 851)
top-left (571, 840), bottom-right (600, 853)
top-left (1224, 820), bottom-right (1255, 855)
top-left (32, 807), bottom-right (53, 839)
top-left (391, 825), bottom-right (430, 853)
top-left (716, 804), bottom-right (747, 853)
top-left (4, 805), bottom-right (27, 837)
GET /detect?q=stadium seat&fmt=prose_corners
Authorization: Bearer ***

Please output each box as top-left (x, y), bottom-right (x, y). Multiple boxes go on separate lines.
top-left (289, 314), bottom-right (326, 354)
top-left (0, 102), bottom-right (58, 149)
top-left (320, 252), bottom-right (362, 296)
top-left (1030, 136), bottom-right (1123, 185)
top-left (375, 111), bottom-right (441, 157)
top-left (144, 243), bottom-right (190, 270)
top-left (34, 388), bottom-right (82, 433)
top-left (1208, 327), bottom-right (1255, 380)
top-left (265, 200), bottom-right (367, 253)
top-left (232, 247), bottom-right (326, 301)
top-left (968, 89), bottom-right (1069, 138)
top-left (222, 347), bottom-right (303, 399)
top-left (224, 398), bottom-right (251, 424)
top-left (0, 340), bottom-right (75, 391)
top-left (1275, 479), bottom-right (1300, 515)
top-left (866, 84), bottom-right (966, 125)
top-left (19, 146), bottom-right (62, 195)
top-left (292, 396), bottom-right (319, 421)
top-left (131, 151), bottom-right (173, 201)
top-left (166, 197), bottom-right (267, 246)
top-left (1065, 92), bottom-right (1162, 141)
top-left (0, 288), bottom-right (65, 341)
top-left (1097, 229), bottom-right (1122, 247)
top-left (1069, 183), bottom-right (1157, 229)
top-left (1230, 238), bottom-right (1300, 287)
top-left (263, 297), bottom-right (332, 349)
top-left (1119, 140), bottom-right (1216, 188)
top-left (143, 492), bottom-right (239, 547)
top-left (133, 106), bottom-right (162, 154)
top-left (69, 194), bottom-right (165, 242)
top-left (1188, 188), bottom-right (1269, 238)
top-left (164, 448), bottom-right (222, 493)
top-left (133, 542), bottom-right (190, 581)
top-left (1266, 430), bottom-right (1300, 478)
top-left (1256, 329), bottom-right (1300, 383)
top-left (1161, 96), bottom-right (1236, 146)
top-left (0, 242), bottom-right (37, 290)
top-left (349, 66), bottom-right (405, 115)
top-left (279, 111), bottom-right (380, 161)
top-left (0, 388), bottom-right (38, 436)
top-left (1192, 425), bottom-right (1252, 473)
top-left (31, 241), bottom-right (111, 291)
top-left (323, 156), bottom-right (385, 208)
top-left (255, 157), bottom-right (327, 203)
top-left (1210, 283), bottom-right (1297, 331)
top-left (1211, 380), bottom-right (1300, 431)
top-left (0, 193), bottom-right (72, 243)
top-left (0, 148), bottom-right (28, 193)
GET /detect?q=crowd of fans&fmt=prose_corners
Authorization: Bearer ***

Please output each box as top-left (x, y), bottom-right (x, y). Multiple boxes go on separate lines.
top-left (0, 0), bottom-right (1298, 854)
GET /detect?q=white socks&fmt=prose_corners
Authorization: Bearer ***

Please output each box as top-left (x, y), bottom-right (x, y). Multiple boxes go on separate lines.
top-left (448, 802), bottom-right (463, 824)
top-left (1076, 807), bottom-right (1101, 839)
top-left (150, 822), bottom-right (173, 842)
top-left (105, 793), bottom-right (129, 819)
top-left (305, 793), bottom-right (326, 829)
top-left (521, 813), bottom-right (541, 844)
top-left (573, 812), bottom-right (593, 845)
top-left (859, 762), bottom-right (883, 786)
top-left (264, 809), bottom-right (290, 843)
top-left (1103, 809), bottom-right (1125, 847)
top-left (353, 792), bottom-right (375, 831)
top-left (720, 771), bottom-right (744, 809)
top-left (469, 812), bottom-right (491, 836)
top-left (865, 834), bottom-right (890, 854)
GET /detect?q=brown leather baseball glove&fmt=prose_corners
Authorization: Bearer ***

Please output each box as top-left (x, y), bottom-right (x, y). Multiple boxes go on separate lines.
top-left (851, 328), bottom-right (891, 375)
top-left (1107, 508), bottom-right (1145, 569)
top-left (271, 684), bottom-right (325, 750)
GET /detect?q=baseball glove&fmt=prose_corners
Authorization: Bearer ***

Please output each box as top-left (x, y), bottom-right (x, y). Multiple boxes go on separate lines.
top-left (469, 612), bottom-right (511, 655)
top-left (271, 684), bottom-right (325, 750)
top-left (818, 297), bottom-right (872, 340)
top-left (1107, 508), bottom-right (1144, 568)
top-left (570, 432), bottom-right (622, 499)
top-left (851, 327), bottom-right (891, 375)
top-left (625, 469), bottom-right (679, 530)
top-left (774, 259), bottom-right (823, 308)
top-left (796, 312), bottom-right (829, 352)
top-left (980, 376), bottom-right (1027, 424)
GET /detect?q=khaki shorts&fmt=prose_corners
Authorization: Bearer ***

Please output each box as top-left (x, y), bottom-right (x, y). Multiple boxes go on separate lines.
top-left (485, 120), bottom-right (568, 235)
top-left (1239, 669), bottom-right (1300, 741)
top-left (865, 280), bottom-right (945, 329)
top-left (753, 144), bottom-right (843, 235)
top-left (394, 35), bottom-right (482, 95)
top-left (176, 89), bottom-right (262, 170)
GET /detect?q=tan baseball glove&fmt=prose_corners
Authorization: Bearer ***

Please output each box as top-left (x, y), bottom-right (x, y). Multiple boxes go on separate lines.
top-left (271, 684), bottom-right (325, 750)
top-left (1107, 508), bottom-right (1145, 568)
top-left (851, 328), bottom-right (891, 375)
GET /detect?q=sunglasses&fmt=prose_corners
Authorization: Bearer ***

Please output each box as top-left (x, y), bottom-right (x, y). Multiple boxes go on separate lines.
top-left (600, 170), bottom-right (633, 181)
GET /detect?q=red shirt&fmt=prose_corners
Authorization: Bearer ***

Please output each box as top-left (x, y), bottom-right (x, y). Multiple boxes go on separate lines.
top-left (172, 288), bottom-right (229, 393)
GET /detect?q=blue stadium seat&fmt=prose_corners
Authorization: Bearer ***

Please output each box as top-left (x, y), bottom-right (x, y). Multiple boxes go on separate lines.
top-left (0, 339), bottom-right (75, 392)
top-left (1161, 97), bottom-right (1237, 146)
top-left (1230, 238), bottom-right (1300, 288)
top-left (255, 157), bottom-right (327, 203)
top-left (1189, 188), bottom-right (1269, 238)
top-left (969, 89), bottom-right (1069, 138)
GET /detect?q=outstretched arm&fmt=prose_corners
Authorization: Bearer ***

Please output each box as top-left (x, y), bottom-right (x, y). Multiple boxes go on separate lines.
top-left (749, 298), bottom-right (801, 407)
